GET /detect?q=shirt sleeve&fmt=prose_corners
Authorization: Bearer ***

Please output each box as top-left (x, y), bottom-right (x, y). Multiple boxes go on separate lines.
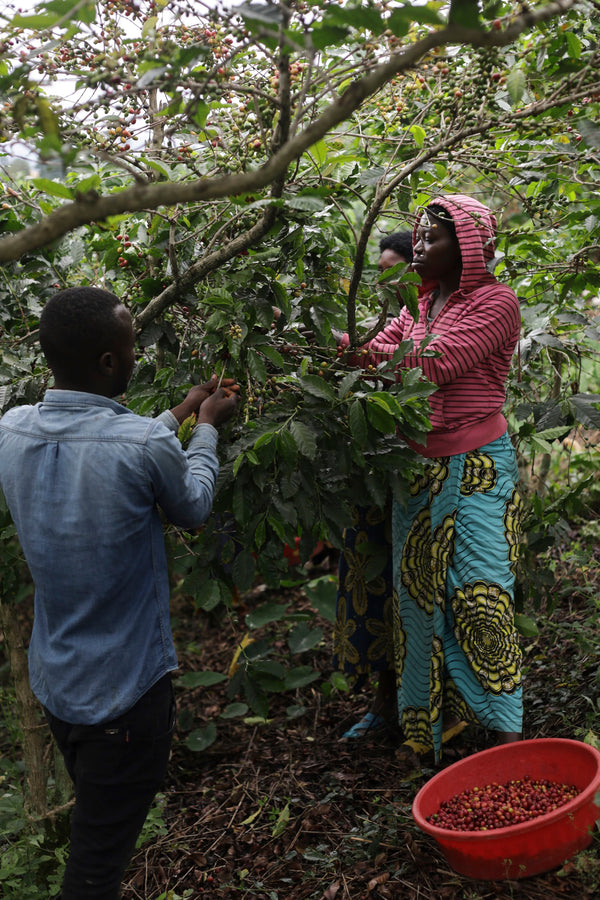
top-left (144, 419), bottom-right (220, 530)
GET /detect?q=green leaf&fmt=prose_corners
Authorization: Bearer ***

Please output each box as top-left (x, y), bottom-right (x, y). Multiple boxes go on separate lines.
top-left (349, 399), bottom-right (367, 446)
top-left (252, 660), bottom-right (287, 692)
top-left (321, 4), bottom-right (384, 32)
top-left (74, 173), bottom-right (101, 194)
top-left (220, 702), bottom-right (249, 719)
top-left (236, 1), bottom-right (284, 26)
top-left (284, 666), bottom-right (320, 690)
top-left (389, 5), bottom-right (442, 28)
top-left (243, 677), bottom-right (270, 717)
top-left (254, 431), bottom-right (276, 451)
top-left (137, 66), bottom-right (166, 89)
top-left (12, 12), bottom-right (62, 28)
top-left (286, 704), bottom-right (308, 719)
top-left (141, 14), bottom-right (157, 37)
top-left (259, 344), bottom-right (286, 370)
top-left (31, 178), bottom-right (73, 199)
top-left (585, 733), bottom-right (600, 752)
top-left (578, 118), bottom-right (600, 150)
top-left (409, 124), bottom-right (426, 148)
top-left (248, 348), bottom-right (268, 383)
top-left (177, 670), bottom-right (227, 688)
top-left (241, 637), bottom-right (271, 662)
top-left (271, 802), bottom-right (290, 837)
top-left (534, 425), bottom-right (571, 442)
top-left (514, 613), bottom-right (539, 638)
top-left (564, 31), bottom-right (582, 59)
top-left (192, 101), bottom-right (210, 129)
top-left (233, 453), bottom-right (245, 477)
top-left (307, 139), bottom-right (328, 166)
top-left (289, 420), bottom-right (317, 460)
top-left (254, 517), bottom-right (266, 548)
top-left (338, 371), bottom-right (360, 400)
top-left (233, 482), bottom-right (247, 526)
top-left (254, 659), bottom-right (287, 680)
top-left (568, 395), bottom-right (600, 429)
top-left (365, 397), bottom-right (397, 433)
top-left (299, 374), bottom-right (336, 401)
top-left (245, 601), bottom-right (289, 629)
top-left (46, 0), bottom-right (96, 23)
top-left (303, 576), bottom-right (337, 623)
top-left (310, 25), bottom-right (349, 51)
top-left (185, 722), bottom-right (217, 752)
top-left (448, 0), bottom-right (481, 27)
top-left (286, 194), bottom-right (327, 212)
top-left (273, 495), bottom-right (297, 527)
top-left (386, 9), bottom-right (412, 36)
top-left (194, 581), bottom-right (223, 612)
top-left (330, 671), bottom-right (349, 692)
top-left (506, 68), bottom-right (526, 106)
top-left (143, 158), bottom-right (173, 179)
top-left (288, 623), bottom-right (323, 654)
top-left (232, 549), bottom-right (256, 592)
top-left (267, 513), bottom-right (287, 544)
top-left (278, 428), bottom-right (299, 465)
top-left (529, 435), bottom-right (553, 454)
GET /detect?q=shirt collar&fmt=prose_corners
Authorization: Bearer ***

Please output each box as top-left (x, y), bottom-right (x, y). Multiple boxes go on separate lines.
top-left (42, 389), bottom-right (132, 414)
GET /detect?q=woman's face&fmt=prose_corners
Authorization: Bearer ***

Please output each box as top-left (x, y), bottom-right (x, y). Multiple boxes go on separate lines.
top-left (412, 212), bottom-right (462, 285)
top-left (377, 248), bottom-right (411, 307)
top-left (378, 248), bottom-right (409, 274)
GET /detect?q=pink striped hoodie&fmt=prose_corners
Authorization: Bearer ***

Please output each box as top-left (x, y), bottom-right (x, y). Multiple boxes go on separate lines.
top-left (340, 194), bottom-right (521, 457)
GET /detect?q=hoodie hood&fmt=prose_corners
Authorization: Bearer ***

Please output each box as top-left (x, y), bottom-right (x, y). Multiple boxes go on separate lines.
top-left (414, 193), bottom-right (498, 295)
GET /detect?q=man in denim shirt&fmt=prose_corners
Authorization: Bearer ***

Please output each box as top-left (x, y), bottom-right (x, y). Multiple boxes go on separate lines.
top-left (0, 286), bottom-right (239, 899)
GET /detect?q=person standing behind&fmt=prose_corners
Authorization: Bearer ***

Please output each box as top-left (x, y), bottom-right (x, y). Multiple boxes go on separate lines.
top-left (334, 231), bottom-right (413, 740)
top-left (338, 196), bottom-right (523, 761)
top-left (0, 287), bottom-right (239, 899)
top-left (377, 231), bottom-right (414, 283)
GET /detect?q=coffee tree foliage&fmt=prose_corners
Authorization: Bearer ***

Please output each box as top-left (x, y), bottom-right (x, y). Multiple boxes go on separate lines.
top-left (1, 0), bottom-right (600, 754)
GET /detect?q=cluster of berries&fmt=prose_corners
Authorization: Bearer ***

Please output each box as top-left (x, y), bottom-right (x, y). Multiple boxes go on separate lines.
top-left (428, 775), bottom-right (579, 832)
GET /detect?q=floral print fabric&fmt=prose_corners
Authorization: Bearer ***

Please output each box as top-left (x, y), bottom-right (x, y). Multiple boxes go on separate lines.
top-left (392, 431), bottom-right (523, 759)
top-left (333, 503), bottom-right (395, 690)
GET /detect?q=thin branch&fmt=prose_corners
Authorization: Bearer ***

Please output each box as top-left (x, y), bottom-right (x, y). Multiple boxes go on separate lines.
top-left (0, 1), bottom-right (580, 263)
top-left (135, 11), bottom-right (295, 330)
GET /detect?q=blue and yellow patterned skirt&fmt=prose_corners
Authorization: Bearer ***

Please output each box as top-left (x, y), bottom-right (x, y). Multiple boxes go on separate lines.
top-left (392, 432), bottom-right (523, 760)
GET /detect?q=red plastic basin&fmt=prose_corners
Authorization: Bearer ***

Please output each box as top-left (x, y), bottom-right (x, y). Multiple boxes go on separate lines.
top-left (412, 738), bottom-right (600, 880)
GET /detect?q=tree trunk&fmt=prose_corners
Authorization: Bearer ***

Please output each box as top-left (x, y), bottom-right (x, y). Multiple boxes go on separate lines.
top-left (0, 595), bottom-right (48, 819)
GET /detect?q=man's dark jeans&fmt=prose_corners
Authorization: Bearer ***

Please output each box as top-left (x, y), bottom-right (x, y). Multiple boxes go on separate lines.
top-left (45, 674), bottom-right (175, 900)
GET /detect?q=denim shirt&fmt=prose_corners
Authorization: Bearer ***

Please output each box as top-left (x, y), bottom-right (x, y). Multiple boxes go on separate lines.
top-left (0, 390), bottom-right (219, 725)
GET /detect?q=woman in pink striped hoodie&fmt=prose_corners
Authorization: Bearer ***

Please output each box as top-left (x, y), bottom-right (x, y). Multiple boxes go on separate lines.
top-left (338, 194), bottom-right (523, 762)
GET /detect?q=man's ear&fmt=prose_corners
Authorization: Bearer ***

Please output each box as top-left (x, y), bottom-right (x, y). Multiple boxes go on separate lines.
top-left (97, 351), bottom-right (114, 376)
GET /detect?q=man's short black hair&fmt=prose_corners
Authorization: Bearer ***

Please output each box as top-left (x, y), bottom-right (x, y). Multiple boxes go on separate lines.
top-left (378, 230), bottom-right (413, 263)
top-left (39, 287), bottom-right (124, 380)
